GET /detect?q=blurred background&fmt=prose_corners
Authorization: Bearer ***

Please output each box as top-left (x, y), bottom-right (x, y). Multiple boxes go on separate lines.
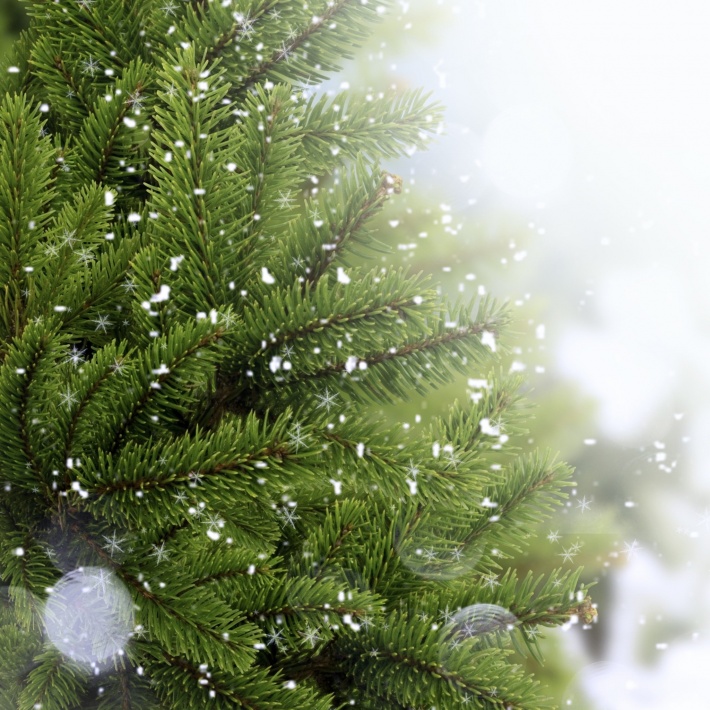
top-left (3, 1), bottom-right (709, 707)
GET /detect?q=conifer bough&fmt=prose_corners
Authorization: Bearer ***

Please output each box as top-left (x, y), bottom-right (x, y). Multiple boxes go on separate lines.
top-left (0, 1), bottom-right (594, 708)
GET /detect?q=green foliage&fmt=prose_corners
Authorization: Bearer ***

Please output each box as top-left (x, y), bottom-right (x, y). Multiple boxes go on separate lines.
top-left (0, 1), bottom-right (591, 708)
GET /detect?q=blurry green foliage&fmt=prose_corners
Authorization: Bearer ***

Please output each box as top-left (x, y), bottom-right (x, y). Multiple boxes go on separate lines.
top-left (0, 0), bottom-right (27, 59)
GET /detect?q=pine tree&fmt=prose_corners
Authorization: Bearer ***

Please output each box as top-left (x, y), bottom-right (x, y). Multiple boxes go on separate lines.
top-left (0, 2), bottom-right (595, 708)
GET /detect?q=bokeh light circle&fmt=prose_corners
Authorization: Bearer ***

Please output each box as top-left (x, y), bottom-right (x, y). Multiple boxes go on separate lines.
top-left (42, 567), bottom-right (134, 666)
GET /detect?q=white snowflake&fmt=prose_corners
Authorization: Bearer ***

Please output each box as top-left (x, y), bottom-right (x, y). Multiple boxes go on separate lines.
top-left (278, 505), bottom-right (300, 528)
top-left (92, 314), bottom-right (113, 333)
top-left (81, 56), bottom-right (100, 76)
top-left (300, 626), bottom-right (322, 648)
top-left (576, 496), bottom-right (592, 513)
top-left (160, 0), bottom-right (178, 16)
top-left (59, 387), bottom-right (79, 409)
top-left (89, 568), bottom-right (111, 598)
top-left (149, 542), bottom-right (170, 565)
top-left (102, 532), bottom-right (126, 557)
top-left (64, 345), bottom-right (86, 367)
top-left (315, 387), bottom-right (338, 413)
top-left (275, 190), bottom-right (295, 209)
top-left (287, 422), bottom-right (309, 451)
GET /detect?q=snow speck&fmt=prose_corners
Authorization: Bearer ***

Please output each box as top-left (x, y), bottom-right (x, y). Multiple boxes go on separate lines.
top-left (480, 418), bottom-right (501, 436)
top-left (261, 267), bottom-right (275, 284)
top-left (169, 255), bottom-right (184, 271)
top-left (104, 191), bottom-right (115, 207)
top-left (481, 331), bottom-right (497, 352)
top-left (329, 479), bottom-right (343, 495)
top-left (127, 213), bottom-right (141, 223)
top-left (337, 267), bottom-right (351, 284)
top-left (150, 285), bottom-right (171, 303)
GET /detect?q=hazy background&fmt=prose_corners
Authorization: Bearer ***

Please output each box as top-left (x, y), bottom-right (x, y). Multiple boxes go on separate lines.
top-left (3, 1), bottom-right (710, 707)
top-left (346, 2), bottom-right (710, 707)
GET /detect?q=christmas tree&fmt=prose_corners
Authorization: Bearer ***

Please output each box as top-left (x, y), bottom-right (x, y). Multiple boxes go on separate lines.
top-left (0, 1), bottom-right (594, 708)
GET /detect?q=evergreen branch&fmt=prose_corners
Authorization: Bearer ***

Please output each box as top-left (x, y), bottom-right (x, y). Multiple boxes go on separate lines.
top-left (69, 522), bottom-right (261, 676)
top-left (236, 0), bottom-right (377, 92)
top-left (104, 320), bottom-right (226, 454)
top-left (72, 59), bottom-right (151, 189)
top-left (338, 612), bottom-right (550, 709)
top-left (0, 93), bottom-right (56, 342)
top-left (459, 452), bottom-right (572, 553)
top-left (300, 88), bottom-right (443, 170)
top-left (275, 302), bottom-right (506, 408)
top-left (144, 650), bottom-right (331, 710)
top-left (202, 1), bottom-right (281, 65)
top-left (305, 172), bottom-right (398, 288)
top-left (0, 320), bottom-right (63, 489)
top-left (17, 648), bottom-right (90, 710)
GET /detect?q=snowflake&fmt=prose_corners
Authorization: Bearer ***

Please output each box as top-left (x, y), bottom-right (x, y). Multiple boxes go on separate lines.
top-left (188, 470), bottom-right (204, 488)
top-left (76, 0), bottom-right (95, 9)
top-left (44, 243), bottom-right (60, 258)
top-left (92, 314), bottom-right (113, 333)
top-left (121, 279), bottom-right (137, 293)
top-left (450, 546), bottom-right (464, 562)
top-left (405, 460), bottom-right (420, 479)
top-left (102, 532), bottom-right (126, 557)
top-left (126, 90), bottom-right (145, 111)
top-left (64, 345), bottom-right (86, 367)
top-left (265, 627), bottom-right (284, 647)
top-left (291, 255), bottom-right (306, 270)
top-left (161, 0), bottom-right (178, 16)
top-left (422, 547), bottom-right (437, 561)
top-left (440, 606), bottom-right (456, 625)
top-left (81, 56), bottom-right (100, 76)
top-left (576, 496), bottom-right (592, 513)
top-left (60, 229), bottom-right (78, 248)
top-left (109, 357), bottom-right (127, 376)
top-left (300, 626), bottom-right (322, 648)
top-left (547, 530), bottom-right (560, 543)
top-left (558, 547), bottom-right (577, 563)
top-left (173, 490), bottom-right (188, 505)
top-left (369, 648), bottom-right (380, 658)
top-left (315, 387), bottom-right (338, 413)
top-left (219, 311), bottom-right (238, 330)
top-left (481, 573), bottom-right (500, 590)
top-left (238, 15), bottom-right (256, 40)
top-left (287, 422), bottom-right (310, 451)
top-left (59, 387), bottom-right (79, 409)
top-left (75, 247), bottom-right (95, 264)
top-left (275, 190), bottom-right (295, 209)
top-left (622, 539), bottom-right (641, 559)
top-left (89, 568), bottom-right (111, 597)
top-left (149, 542), bottom-right (170, 565)
top-left (277, 505), bottom-right (300, 528)
top-left (202, 512), bottom-right (224, 529)
top-left (276, 41), bottom-right (292, 62)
